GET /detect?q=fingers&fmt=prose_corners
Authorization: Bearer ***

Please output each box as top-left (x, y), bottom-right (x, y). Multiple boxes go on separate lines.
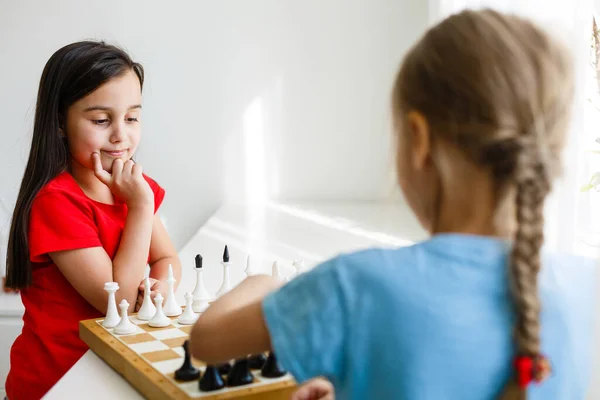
top-left (132, 162), bottom-right (143, 178)
top-left (293, 389), bottom-right (334, 400)
top-left (290, 386), bottom-right (309, 400)
top-left (139, 278), bottom-right (159, 292)
top-left (122, 159), bottom-right (135, 177)
top-left (148, 278), bottom-right (159, 289)
top-left (92, 153), bottom-right (112, 185)
top-left (291, 379), bottom-right (334, 400)
top-left (111, 158), bottom-right (124, 181)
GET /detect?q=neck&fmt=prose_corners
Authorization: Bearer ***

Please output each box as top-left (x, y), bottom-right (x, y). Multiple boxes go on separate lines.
top-left (433, 188), bottom-right (501, 236)
top-left (431, 153), bottom-right (512, 238)
top-left (69, 158), bottom-right (114, 204)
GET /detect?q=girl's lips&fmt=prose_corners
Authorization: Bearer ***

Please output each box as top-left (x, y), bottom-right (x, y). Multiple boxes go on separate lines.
top-left (102, 149), bottom-right (128, 157)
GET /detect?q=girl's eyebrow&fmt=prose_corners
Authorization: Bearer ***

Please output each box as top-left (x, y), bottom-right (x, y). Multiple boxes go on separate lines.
top-left (83, 104), bottom-right (142, 112)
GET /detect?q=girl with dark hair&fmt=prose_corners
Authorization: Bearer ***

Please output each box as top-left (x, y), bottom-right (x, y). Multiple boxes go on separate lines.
top-left (5, 41), bottom-right (181, 400)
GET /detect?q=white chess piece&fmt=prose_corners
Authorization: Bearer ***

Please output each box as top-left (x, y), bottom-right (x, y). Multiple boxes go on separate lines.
top-left (163, 264), bottom-right (182, 317)
top-left (272, 260), bottom-right (283, 281)
top-left (178, 292), bottom-right (199, 325)
top-left (137, 275), bottom-right (156, 320)
top-left (102, 282), bottom-right (120, 328)
top-left (216, 247), bottom-right (232, 298)
top-left (192, 254), bottom-right (212, 312)
top-left (192, 293), bottom-right (210, 313)
top-left (114, 299), bottom-right (137, 335)
top-left (244, 255), bottom-right (258, 277)
top-left (149, 293), bottom-right (171, 328)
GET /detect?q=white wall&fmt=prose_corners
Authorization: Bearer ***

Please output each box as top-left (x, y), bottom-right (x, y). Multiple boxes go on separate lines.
top-left (0, 0), bottom-right (428, 250)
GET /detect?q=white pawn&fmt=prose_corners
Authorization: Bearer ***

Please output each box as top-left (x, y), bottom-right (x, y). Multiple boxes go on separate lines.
top-left (272, 260), bottom-right (284, 281)
top-left (149, 293), bottom-right (171, 328)
top-left (137, 275), bottom-right (156, 320)
top-left (192, 254), bottom-right (212, 313)
top-left (178, 292), bottom-right (199, 325)
top-left (163, 264), bottom-right (182, 317)
top-left (245, 255), bottom-right (258, 277)
top-left (102, 282), bottom-right (120, 328)
top-left (216, 245), bottom-right (232, 297)
top-left (114, 299), bottom-right (137, 335)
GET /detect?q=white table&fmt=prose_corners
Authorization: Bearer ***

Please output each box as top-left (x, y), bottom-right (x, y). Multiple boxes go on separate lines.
top-left (44, 201), bottom-right (425, 399)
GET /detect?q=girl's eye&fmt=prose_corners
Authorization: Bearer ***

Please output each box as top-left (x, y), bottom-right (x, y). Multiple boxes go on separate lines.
top-left (92, 119), bottom-right (109, 125)
top-left (127, 118), bottom-right (139, 122)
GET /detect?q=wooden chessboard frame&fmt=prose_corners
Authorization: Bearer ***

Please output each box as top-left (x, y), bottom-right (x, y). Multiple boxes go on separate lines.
top-left (79, 317), bottom-right (297, 400)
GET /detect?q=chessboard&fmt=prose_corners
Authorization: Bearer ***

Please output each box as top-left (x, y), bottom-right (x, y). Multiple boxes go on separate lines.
top-left (79, 312), bottom-right (297, 400)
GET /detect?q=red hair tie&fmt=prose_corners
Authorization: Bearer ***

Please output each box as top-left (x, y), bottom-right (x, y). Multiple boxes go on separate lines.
top-left (514, 354), bottom-right (552, 388)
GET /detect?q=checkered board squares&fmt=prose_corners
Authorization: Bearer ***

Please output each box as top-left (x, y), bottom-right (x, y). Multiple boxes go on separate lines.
top-left (88, 315), bottom-right (296, 399)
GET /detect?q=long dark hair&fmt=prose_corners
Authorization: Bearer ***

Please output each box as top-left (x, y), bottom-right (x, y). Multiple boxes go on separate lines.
top-left (5, 41), bottom-right (144, 289)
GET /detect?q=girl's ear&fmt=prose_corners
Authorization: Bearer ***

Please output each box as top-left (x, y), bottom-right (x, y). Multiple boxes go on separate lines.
top-left (406, 111), bottom-right (432, 171)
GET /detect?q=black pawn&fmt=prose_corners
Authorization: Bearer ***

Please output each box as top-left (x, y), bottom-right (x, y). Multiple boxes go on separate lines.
top-left (217, 361), bottom-right (231, 375)
top-left (222, 245), bottom-right (229, 263)
top-left (174, 341), bottom-right (200, 381)
top-left (261, 352), bottom-right (286, 378)
top-left (195, 254), bottom-right (203, 269)
top-left (248, 353), bottom-right (267, 369)
top-left (199, 365), bottom-right (225, 392)
top-left (227, 358), bottom-right (254, 387)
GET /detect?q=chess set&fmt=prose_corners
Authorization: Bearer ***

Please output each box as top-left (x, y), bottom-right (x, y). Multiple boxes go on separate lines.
top-left (80, 246), bottom-right (305, 399)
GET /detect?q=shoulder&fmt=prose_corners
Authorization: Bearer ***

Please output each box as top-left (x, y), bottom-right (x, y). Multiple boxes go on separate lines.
top-left (330, 245), bottom-right (418, 272)
top-left (37, 171), bottom-right (83, 198)
top-left (142, 173), bottom-right (161, 190)
top-left (313, 246), bottom-right (419, 291)
top-left (142, 173), bottom-right (166, 213)
top-left (33, 171), bottom-right (91, 212)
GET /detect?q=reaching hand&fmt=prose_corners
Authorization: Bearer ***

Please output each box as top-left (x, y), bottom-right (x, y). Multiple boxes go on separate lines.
top-left (291, 378), bottom-right (335, 400)
top-left (92, 153), bottom-right (154, 208)
top-left (135, 277), bottom-right (169, 311)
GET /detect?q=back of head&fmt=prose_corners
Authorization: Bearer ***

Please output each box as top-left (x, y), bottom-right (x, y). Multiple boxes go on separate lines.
top-left (392, 9), bottom-right (573, 399)
top-left (5, 40), bottom-right (144, 289)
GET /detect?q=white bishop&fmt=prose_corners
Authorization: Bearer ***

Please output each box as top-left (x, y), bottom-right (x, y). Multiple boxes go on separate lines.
top-left (163, 264), bottom-right (182, 317)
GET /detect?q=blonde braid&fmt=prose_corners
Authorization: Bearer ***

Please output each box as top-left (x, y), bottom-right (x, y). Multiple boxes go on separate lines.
top-left (499, 142), bottom-right (552, 400)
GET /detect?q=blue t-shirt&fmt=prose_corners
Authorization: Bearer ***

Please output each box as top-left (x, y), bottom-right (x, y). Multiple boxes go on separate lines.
top-left (262, 234), bottom-right (597, 400)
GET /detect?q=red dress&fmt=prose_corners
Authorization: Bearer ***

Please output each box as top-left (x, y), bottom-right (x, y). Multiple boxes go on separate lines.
top-left (5, 171), bottom-right (165, 400)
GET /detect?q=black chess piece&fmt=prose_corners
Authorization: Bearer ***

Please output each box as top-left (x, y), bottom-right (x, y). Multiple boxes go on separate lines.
top-left (223, 245), bottom-right (229, 263)
top-left (248, 353), bottom-right (267, 369)
top-left (227, 358), bottom-right (254, 387)
top-left (261, 352), bottom-right (286, 378)
top-left (217, 361), bottom-right (231, 375)
top-left (199, 365), bottom-right (225, 391)
top-left (174, 341), bottom-right (200, 381)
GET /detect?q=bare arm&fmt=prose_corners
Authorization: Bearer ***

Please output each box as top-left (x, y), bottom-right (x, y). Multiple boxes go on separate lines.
top-left (134, 214), bottom-right (183, 310)
top-left (49, 155), bottom-right (156, 314)
top-left (189, 275), bottom-right (282, 363)
top-left (49, 203), bottom-right (154, 314)
top-left (147, 214), bottom-right (181, 285)
top-left (111, 203), bottom-right (154, 308)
